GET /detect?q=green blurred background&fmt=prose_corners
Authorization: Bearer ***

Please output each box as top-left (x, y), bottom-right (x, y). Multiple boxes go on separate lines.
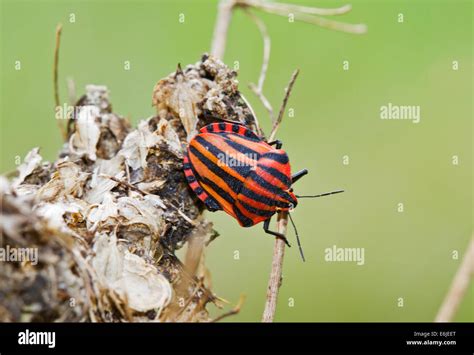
top-left (1, 0), bottom-right (472, 322)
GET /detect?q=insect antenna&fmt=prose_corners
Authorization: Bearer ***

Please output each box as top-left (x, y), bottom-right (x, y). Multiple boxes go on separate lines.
top-left (288, 212), bottom-right (305, 262)
top-left (296, 189), bottom-right (344, 198)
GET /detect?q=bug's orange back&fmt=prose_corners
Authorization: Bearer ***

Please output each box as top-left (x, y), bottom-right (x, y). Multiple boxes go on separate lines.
top-left (183, 122), bottom-right (297, 227)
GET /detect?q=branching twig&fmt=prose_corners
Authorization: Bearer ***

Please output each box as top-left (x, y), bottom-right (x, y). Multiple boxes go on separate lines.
top-left (435, 237), bottom-right (474, 322)
top-left (246, 0), bottom-right (353, 17)
top-left (53, 23), bottom-right (66, 140)
top-left (211, 294), bottom-right (246, 322)
top-left (245, 0), bottom-right (367, 34)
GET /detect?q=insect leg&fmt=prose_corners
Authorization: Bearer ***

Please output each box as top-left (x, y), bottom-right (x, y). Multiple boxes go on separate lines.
top-left (291, 169), bottom-right (308, 184)
top-left (263, 218), bottom-right (291, 247)
top-left (267, 140), bottom-right (282, 149)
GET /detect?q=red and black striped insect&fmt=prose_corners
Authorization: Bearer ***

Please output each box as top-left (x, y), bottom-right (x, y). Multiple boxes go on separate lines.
top-left (183, 121), bottom-right (343, 260)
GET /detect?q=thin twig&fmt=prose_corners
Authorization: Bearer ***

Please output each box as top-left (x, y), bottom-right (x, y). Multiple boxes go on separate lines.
top-left (435, 237), bottom-right (474, 322)
top-left (101, 174), bottom-right (148, 196)
top-left (212, 294), bottom-right (246, 322)
top-left (53, 24), bottom-right (62, 108)
top-left (244, 8), bottom-right (270, 92)
top-left (211, 0), bottom-right (237, 59)
top-left (248, 83), bottom-right (274, 122)
top-left (53, 23), bottom-right (66, 140)
top-left (245, 0), bottom-right (353, 16)
top-left (262, 213), bottom-right (288, 322)
top-left (269, 69), bottom-right (299, 142)
top-left (246, 0), bottom-right (367, 34)
top-left (239, 92), bottom-right (263, 136)
top-left (288, 11), bottom-right (367, 34)
top-left (244, 8), bottom-right (274, 122)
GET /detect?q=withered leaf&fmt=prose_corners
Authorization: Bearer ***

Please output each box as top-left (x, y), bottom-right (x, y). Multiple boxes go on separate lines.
top-left (120, 120), bottom-right (160, 170)
top-left (69, 106), bottom-right (101, 161)
top-left (13, 147), bottom-right (42, 188)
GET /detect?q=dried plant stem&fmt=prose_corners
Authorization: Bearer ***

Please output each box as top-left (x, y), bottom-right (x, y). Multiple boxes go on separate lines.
top-left (211, 294), bottom-right (246, 322)
top-left (269, 69), bottom-right (299, 142)
top-left (53, 24), bottom-right (62, 107)
top-left (251, 10), bottom-right (270, 92)
top-left (245, 0), bottom-right (366, 34)
top-left (102, 174), bottom-right (147, 195)
top-left (184, 234), bottom-right (205, 276)
top-left (53, 23), bottom-right (66, 140)
top-left (262, 212), bottom-right (288, 322)
top-left (261, 71), bottom-right (298, 322)
top-left (248, 82), bottom-right (274, 122)
top-left (435, 237), bottom-right (474, 322)
top-left (211, 0), bottom-right (236, 59)
top-left (244, 0), bottom-right (353, 17)
top-left (244, 9), bottom-right (274, 121)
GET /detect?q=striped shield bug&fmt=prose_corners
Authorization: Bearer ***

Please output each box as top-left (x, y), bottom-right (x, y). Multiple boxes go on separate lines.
top-left (183, 121), bottom-right (343, 260)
